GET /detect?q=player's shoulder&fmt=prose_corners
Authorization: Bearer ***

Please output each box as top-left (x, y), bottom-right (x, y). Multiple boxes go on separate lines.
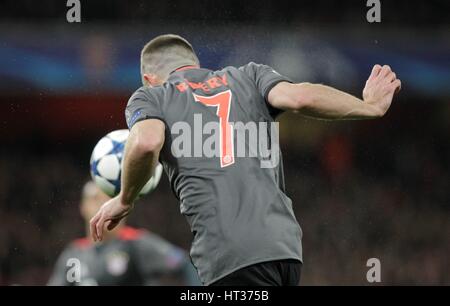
top-left (214, 63), bottom-right (252, 75)
top-left (215, 64), bottom-right (257, 82)
top-left (128, 85), bottom-right (162, 102)
top-left (117, 226), bottom-right (147, 241)
top-left (216, 65), bottom-right (238, 73)
top-left (126, 227), bottom-right (185, 252)
top-left (116, 226), bottom-right (181, 248)
top-left (238, 61), bottom-right (274, 75)
top-left (121, 227), bottom-right (188, 266)
top-left (124, 227), bottom-right (171, 247)
top-left (241, 61), bottom-right (261, 68)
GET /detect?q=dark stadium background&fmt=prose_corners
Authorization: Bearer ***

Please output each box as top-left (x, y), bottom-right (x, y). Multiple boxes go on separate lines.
top-left (0, 0), bottom-right (449, 285)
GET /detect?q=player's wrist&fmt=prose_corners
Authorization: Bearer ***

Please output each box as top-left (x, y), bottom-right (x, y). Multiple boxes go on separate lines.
top-left (118, 191), bottom-right (135, 207)
top-left (362, 98), bottom-right (384, 118)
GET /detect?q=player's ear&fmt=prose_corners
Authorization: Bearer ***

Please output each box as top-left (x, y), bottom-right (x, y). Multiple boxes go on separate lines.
top-left (143, 73), bottom-right (158, 87)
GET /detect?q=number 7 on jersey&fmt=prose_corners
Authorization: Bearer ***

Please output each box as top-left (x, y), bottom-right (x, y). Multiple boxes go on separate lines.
top-left (193, 90), bottom-right (234, 168)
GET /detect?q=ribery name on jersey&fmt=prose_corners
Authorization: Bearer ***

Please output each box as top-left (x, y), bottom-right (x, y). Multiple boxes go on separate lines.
top-left (171, 114), bottom-right (280, 168)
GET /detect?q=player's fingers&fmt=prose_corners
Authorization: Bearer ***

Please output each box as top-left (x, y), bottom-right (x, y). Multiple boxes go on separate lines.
top-left (369, 64), bottom-right (382, 79)
top-left (96, 214), bottom-right (107, 241)
top-left (389, 72), bottom-right (396, 82)
top-left (107, 219), bottom-right (120, 231)
top-left (90, 214), bottom-right (100, 242)
top-left (389, 79), bottom-right (401, 93)
top-left (392, 79), bottom-right (402, 93)
top-left (380, 65), bottom-right (392, 77)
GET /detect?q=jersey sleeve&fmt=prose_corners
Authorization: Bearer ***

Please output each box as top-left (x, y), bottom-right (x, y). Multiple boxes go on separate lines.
top-left (125, 87), bottom-right (164, 129)
top-left (239, 62), bottom-right (293, 117)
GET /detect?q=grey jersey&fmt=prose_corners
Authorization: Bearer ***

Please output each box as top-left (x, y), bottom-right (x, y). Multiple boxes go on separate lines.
top-left (126, 63), bottom-right (303, 285)
top-left (48, 227), bottom-right (200, 286)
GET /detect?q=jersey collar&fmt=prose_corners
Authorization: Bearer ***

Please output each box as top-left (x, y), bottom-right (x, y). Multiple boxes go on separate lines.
top-left (171, 65), bottom-right (200, 74)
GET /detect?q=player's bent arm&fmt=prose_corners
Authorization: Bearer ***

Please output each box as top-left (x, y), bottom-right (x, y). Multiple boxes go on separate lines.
top-left (268, 65), bottom-right (401, 120)
top-left (90, 119), bottom-right (165, 242)
top-left (120, 119), bottom-right (165, 206)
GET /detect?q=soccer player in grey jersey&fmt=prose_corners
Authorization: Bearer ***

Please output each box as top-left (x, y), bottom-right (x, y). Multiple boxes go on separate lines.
top-left (49, 181), bottom-right (199, 286)
top-left (90, 34), bottom-right (401, 286)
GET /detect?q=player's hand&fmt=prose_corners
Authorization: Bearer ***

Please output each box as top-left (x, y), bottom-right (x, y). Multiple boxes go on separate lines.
top-left (363, 64), bottom-right (401, 117)
top-left (90, 196), bottom-right (134, 242)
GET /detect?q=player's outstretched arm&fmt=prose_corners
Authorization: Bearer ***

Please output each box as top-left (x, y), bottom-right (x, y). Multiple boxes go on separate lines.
top-left (268, 65), bottom-right (401, 120)
top-left (90, 119), bottom-right (165, 241)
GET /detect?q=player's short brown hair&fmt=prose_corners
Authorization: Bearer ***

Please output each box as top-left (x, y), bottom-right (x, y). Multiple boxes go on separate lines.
top-left (140, 34), bottom-right (199, 85)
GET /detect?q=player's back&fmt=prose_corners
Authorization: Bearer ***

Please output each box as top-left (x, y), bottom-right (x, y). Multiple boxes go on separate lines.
top-left (126, 63), bottom-right (303, 285)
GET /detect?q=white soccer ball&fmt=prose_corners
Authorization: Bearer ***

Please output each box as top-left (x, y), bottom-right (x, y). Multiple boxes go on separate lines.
top-left (90, 129), bottom-right (163, 197)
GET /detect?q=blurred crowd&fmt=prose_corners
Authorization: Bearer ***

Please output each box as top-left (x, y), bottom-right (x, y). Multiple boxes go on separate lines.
top-left (0, 99), bottom-right (448, 285)
top-left (1, 0), bottom-right (447, 26)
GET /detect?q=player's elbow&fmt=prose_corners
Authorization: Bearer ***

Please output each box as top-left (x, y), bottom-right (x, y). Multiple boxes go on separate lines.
top-left (130, 120), bottom-right (165, 155)
top-left (133, 132), bottom-right (164, 155)
top-left (289, 83), bottom-right (317, 111)
top-left (269, 82), bottom-right (314, 112)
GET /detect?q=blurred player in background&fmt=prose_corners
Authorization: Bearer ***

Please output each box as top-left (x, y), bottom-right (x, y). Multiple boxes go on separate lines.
top-left (48, 181), bottom-right (200, 286)
top-left (90, 34), bottom-right (401, 286)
